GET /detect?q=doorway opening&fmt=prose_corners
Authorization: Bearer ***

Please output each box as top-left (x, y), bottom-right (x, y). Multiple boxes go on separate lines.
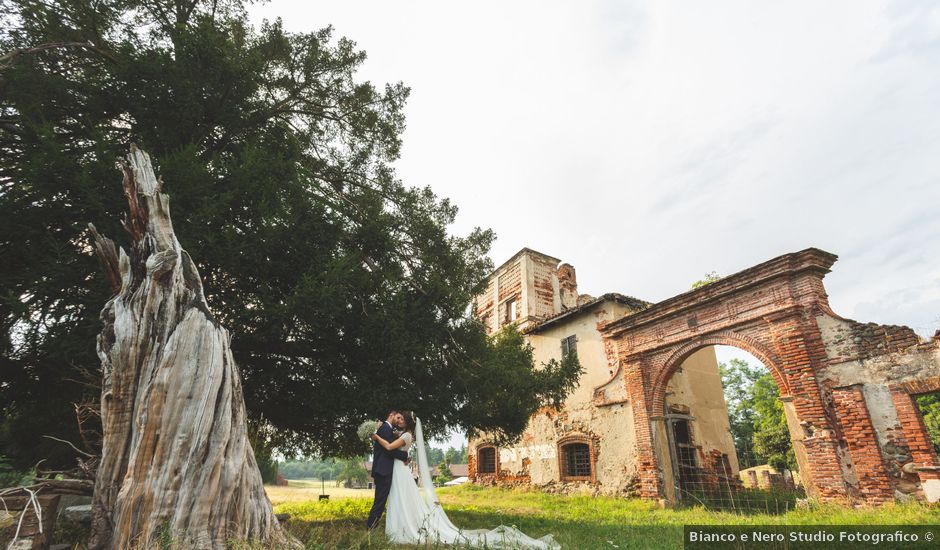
top-left (660, 345), bottom-right (805, 512)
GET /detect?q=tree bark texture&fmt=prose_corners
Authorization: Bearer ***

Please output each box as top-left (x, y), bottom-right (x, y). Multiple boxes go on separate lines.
top-left (87, 146), bottom-right (297, 549)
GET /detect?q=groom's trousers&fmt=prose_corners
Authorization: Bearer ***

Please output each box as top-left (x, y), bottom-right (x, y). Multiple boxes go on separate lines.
top-left (366, 472), bottom-right (392, 529)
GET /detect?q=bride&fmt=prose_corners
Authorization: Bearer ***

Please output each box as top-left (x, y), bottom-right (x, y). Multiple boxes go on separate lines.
top-left (371, 411), bottom-right (559, 549)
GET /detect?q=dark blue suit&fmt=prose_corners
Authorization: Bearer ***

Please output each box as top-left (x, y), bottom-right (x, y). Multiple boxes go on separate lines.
top-left (366, 421), bottom-right (409, 529)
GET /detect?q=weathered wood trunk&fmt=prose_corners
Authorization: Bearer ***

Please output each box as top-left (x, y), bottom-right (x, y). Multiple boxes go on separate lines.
top-left (88, 146), bottom-right (297, 549)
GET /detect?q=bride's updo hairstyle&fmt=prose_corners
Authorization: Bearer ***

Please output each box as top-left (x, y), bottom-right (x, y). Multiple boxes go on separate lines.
top-left (401, 410), bottom-right (417, 436)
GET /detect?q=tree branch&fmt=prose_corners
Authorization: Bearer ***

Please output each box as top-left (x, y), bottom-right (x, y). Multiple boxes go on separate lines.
top-left (0, 41), bottom-right (115, 69)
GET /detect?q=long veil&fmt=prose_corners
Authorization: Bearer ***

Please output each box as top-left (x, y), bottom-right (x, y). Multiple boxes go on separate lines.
top-left (413, 418), bottom-right (440, 509)
top-left (411, 418), bottom-right (560, 549)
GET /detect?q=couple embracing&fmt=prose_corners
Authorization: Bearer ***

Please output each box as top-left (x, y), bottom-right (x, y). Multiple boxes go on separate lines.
top-left (365, 409), bottom-right (559, 548)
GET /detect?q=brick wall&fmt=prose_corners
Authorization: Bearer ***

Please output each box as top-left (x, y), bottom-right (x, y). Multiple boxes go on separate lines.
top-left (890, 387), bottom-right (940, 482)
top-left (530, 255), bottom-right (559, 319)
top-left (472, 246), bottom-right (940, 506)
top-left (831, 384), bottom-right (895, 503)
top-left (601, 248), bottom-right (897, 504)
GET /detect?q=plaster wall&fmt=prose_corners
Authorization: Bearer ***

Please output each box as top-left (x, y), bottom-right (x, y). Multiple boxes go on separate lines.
top-left (488, 302), bottom-right (642, 494)
top-left (664, 347), bottom-right (740, 473)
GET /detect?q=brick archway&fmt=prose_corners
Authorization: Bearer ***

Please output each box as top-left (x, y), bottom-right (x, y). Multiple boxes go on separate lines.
top-left (647, 333), bottom-right (813, 500)
top-left (602, 249), bottom-right (876, 503)
top-left (651, 331), bottom-right (790, 410)
top-left (469, 246), bottom-right (940, 503)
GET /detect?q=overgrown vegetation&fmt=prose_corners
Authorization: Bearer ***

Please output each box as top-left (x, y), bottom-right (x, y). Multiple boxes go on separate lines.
top-left (690, 271), bottom-right (722, 290)
top-left (43, 483), bottom-right (940, 548)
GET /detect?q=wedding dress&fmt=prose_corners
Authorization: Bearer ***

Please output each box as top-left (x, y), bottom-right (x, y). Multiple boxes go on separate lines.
top-left (385, 418), bottom-right (559, 549)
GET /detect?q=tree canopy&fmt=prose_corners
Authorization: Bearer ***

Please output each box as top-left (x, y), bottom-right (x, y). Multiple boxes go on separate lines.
top-left (0, 0), bottom-right (581, 469)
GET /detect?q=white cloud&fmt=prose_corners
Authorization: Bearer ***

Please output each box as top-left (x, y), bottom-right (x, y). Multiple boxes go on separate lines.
top-left (249, 0), bottom-right (940, 343)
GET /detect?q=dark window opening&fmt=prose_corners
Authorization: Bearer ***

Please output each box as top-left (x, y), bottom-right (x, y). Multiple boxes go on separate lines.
top-left (561, 335), bottom-right (577, 359)
top-left (560, 442), bottom-right (592, 479)
top-left (504, 299), bottom-right (518, 324)
top-left (477, 447), bottom-right (497, 474)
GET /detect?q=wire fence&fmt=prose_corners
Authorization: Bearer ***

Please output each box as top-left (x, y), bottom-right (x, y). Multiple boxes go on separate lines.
top-left (671, 452), bottom-right (805, 515)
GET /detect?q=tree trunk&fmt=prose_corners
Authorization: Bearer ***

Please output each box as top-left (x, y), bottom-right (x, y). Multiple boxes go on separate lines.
top-left (87, 146), bottom-right (298, 549)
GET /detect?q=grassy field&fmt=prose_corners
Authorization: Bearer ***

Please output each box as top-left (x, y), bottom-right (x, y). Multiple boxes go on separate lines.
top-left (266, 479), bottom-right (373, 505)
top-left (268, 483), bottom-right (940, 549)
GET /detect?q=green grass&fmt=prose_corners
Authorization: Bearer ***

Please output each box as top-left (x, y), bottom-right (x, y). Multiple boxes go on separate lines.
top-left (277, 484), bottom-right (940, 549)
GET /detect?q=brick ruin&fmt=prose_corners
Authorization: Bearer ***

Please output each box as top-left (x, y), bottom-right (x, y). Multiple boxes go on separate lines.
top-left (469, 247), bottom-right (940, 505)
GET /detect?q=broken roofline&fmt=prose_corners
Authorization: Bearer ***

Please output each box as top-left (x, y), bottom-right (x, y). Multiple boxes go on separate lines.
top-left (486, 247), bottom-right (562, 279)
top-left (526, 293), bottom-right (652, 334)
top-left (601, 247), bottom-right (840, 337)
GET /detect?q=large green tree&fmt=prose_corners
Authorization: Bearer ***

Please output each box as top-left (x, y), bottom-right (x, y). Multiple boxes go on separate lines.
top-left (0, 0), bottom-right (580, 469)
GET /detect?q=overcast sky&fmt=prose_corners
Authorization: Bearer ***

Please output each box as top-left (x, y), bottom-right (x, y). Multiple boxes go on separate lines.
top-left (249, 1), bottom-right (940, 447)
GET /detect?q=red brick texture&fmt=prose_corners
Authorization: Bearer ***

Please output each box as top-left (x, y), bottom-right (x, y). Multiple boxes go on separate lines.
top-left (890, 386), bottom-right (940, 484)
top-left (831, 385), bottom-right (895, 503)
top-left (599, 248), bottom-right (933, 504)
top-left (472, 247), bottom-right (939, 505)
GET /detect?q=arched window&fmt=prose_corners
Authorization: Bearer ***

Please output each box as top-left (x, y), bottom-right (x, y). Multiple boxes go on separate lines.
top-left (477, 446), bottom-right (497, 474)
top-left (558, 438), bottom-right (594, 481)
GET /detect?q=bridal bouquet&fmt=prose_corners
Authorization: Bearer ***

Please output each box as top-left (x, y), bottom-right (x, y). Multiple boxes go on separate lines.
top-left (358, 419), bottom-right (379, 442)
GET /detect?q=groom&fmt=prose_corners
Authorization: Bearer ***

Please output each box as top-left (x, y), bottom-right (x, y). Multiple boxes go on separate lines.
top-left (366, 409), bottom-right (409, 529)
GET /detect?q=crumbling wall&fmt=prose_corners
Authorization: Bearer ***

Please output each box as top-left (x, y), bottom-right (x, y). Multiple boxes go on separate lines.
top-left (817, 313), bottom-right (940, 502)
top-left (557, 263), bottom-right (578, 310)
top-left (471, 300), bottom-right (643, 496)
top-left (471, 249), bottom-right (565, 335)
top-left (527, 254), bottom-right (561, 319)
top-left (473, 246), bottom-right (940, 506)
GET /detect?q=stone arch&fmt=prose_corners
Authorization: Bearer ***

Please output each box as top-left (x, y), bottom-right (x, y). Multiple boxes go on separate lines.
top-left (601, 248), bottom-right (853, 502)
top-left (647, 330), bottom-right (817, 501)
top-left (650, 330), bottom-right (790, 416)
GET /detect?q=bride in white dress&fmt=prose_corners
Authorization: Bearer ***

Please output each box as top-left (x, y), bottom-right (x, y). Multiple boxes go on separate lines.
top-left (371, 411), bottom-right (559, 549)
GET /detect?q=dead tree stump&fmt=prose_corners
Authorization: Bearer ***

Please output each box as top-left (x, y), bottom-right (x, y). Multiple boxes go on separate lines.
top-left (87, 146), bottom-right (297, 549)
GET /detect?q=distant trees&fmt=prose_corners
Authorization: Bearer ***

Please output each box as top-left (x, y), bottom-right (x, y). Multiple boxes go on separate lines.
top-left (423, 444), bottom-right (468, 466)
top-left (719, 358), bottom-right (796, 472)
top-left (336, 459), bottom-right (369, 488)
top-left (276, 442), bottom-right (469, 484)
top-left (445, 445), bottom-right (469, 465)
top-left (435, 460), bottom-right (454, 486)
top-left (425, 447), bottom-right (445, 466)
top-left (278, 459), bottom-right (343, 481)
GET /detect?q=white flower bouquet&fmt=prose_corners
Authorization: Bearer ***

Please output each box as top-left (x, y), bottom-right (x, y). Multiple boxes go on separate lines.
top-left (358, 419), bottom-right (379, 442)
